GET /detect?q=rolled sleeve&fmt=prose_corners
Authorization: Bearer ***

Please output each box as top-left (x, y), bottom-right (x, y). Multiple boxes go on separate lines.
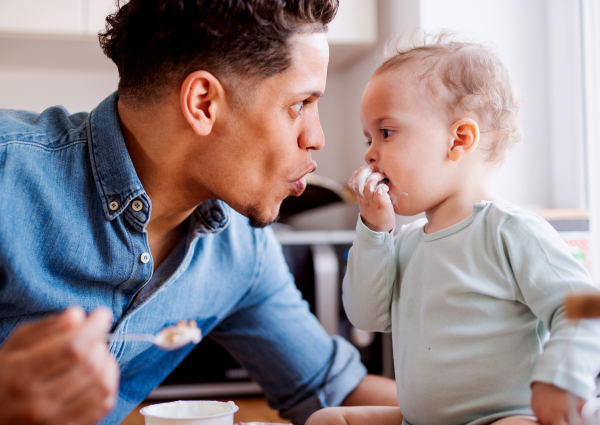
top-left (279, 335), bottom-right (367, 424)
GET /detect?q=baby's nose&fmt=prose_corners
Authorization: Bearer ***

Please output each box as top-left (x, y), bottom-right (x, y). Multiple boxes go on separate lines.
top-left (364, 149), bottom-right (378, 165)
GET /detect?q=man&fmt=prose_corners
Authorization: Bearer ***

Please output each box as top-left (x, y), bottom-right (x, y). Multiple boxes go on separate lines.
top-left (0, 1), bottom-right (397, 424)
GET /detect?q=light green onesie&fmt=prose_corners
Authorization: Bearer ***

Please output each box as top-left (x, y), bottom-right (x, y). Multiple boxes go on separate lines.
top-left (343, 200), bottom-right (600, 425)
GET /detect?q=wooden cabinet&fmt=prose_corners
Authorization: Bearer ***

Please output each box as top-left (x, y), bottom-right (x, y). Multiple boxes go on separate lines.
top-left (328, 0), bottom-right (377, 45)
top-left (86, 0), bottom-right (119, 35)
top-left (0, 0), bottom-right (84, 34)
top-left (0, 0), bottom-right (119, 35)
top-left (328, 0), bottom-right (378, 70)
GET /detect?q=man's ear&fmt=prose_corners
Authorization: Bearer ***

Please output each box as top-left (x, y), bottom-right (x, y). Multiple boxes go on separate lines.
top-left (180, 71), bottom-right (225, 136)
top-left (447, 118), bottom-right (480, 162)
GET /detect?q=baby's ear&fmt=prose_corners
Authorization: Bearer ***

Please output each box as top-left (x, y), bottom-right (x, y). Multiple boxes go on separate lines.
top-left (447, 118), bottom-right (480, 162)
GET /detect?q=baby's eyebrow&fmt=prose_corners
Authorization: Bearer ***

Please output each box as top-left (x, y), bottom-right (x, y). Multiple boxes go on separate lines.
top-left (376, 116), bottom-right (397, 125)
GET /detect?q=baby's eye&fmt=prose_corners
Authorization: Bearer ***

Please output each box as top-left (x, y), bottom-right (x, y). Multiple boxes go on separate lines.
top-left (365, 140), bottom-right (372, 147)
top-left (381, 129), bottom-right (394, 138)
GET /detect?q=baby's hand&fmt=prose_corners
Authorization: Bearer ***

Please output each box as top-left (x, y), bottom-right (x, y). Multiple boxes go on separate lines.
top-left (531, 381), bottom-right (584, 425)
top-left (348, 165), bottom-right (395, 233)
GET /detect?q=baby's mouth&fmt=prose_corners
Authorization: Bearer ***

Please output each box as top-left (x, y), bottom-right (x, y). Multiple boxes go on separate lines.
top-left (376, 178), bottom-right (390, 187)
top-left (379, 178), bottom-right (409, 199)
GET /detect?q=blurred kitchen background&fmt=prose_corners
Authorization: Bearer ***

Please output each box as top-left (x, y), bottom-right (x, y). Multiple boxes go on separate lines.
top-left (2, 0), bottom-right (600, 408)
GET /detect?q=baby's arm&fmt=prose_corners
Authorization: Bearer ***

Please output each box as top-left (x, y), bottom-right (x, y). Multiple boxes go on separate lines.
top-left (342, 212), bottom-right (398, 332)
top-left (500, 215), bottom-right (600, 416)
top-left (342, 166), bottom-right (402, 332)
top-left (306, 406), bottom-right (402, 425)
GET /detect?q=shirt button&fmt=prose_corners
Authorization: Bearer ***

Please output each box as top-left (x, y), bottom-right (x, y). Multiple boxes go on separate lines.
top-left (140, 253), bottom-right (150, 264)
top-left (109, 201), bottom-right (119, 211)
top-left (132, 200), bottom-right (144, 212)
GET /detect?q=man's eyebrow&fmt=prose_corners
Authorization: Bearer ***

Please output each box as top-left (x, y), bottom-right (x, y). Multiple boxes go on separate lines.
top-left (301, 90), bottom-right (324, 98)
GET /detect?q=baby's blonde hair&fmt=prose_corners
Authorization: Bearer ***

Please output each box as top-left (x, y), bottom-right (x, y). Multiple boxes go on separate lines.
top-left (375, 31), bottom-right (522, 163)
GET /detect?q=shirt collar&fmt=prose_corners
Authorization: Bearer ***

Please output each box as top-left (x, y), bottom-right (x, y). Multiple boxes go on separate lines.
top-left (192, 199), bottom-right (231, 236)
top-left (87, 92), bottom-right (148, 223)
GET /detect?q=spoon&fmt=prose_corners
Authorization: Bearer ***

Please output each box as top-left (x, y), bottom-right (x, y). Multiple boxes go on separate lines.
top-left (106, 320), bottom-right (202, 351)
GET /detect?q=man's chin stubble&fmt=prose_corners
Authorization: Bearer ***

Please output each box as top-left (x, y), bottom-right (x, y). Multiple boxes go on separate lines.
top-left (246, 204), bottom-right (278, 228)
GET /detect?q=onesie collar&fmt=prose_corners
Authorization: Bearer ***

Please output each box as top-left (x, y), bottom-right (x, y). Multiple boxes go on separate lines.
top-left (419, 201), bottom-right (488, 242)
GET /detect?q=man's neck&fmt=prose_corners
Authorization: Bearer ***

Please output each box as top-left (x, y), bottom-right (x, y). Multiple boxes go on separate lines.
top-left (116, 96), bottom-right (209, 268)
top-left (117, 96), bottom-right (210, 226)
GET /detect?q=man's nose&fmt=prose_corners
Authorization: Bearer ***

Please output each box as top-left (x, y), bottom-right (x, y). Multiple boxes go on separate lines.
top-left (298, 109), bottom-right (325, 151)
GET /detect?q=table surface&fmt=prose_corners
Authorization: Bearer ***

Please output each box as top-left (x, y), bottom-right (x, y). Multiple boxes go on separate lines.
top-left (119, 397), bottom-right (292, 424)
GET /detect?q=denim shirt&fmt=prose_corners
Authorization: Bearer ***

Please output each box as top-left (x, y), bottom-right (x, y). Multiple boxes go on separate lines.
top-left (0, 93), bottom-right (366, 424)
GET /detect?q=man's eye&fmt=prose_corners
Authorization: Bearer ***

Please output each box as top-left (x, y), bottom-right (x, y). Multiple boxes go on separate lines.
top-left (381, 129), bottom-right (394, 138)
top-left (292, 101), bottom-right (304, 114)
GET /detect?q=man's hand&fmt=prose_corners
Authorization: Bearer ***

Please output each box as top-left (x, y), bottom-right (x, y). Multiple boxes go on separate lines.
top-left (0, 306), bottom-right (119, 425)
top-left (531, 381), bottom-right (585, 425)
top-left (348, 165), bottom-right (395, 233)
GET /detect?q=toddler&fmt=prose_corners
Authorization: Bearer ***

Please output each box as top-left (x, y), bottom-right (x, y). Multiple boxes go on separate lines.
top-left (307, 34), bottom-right (600, 425)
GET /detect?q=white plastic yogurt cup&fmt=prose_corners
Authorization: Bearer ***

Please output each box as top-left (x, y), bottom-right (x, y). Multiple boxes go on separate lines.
top-left (140, 400), bottom-right (239, 425)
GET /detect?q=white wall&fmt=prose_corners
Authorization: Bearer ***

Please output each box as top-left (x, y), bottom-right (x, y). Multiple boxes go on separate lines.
top-left (545, 0), bottom-right (586, 209)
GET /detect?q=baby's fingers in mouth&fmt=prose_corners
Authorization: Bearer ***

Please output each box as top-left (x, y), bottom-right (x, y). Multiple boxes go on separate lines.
top-left (365, 173), bottom-right (386, 193)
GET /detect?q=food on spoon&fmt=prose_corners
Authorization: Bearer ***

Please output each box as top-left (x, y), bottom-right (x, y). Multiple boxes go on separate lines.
top-left (155, 320), bottom-right (202, 349)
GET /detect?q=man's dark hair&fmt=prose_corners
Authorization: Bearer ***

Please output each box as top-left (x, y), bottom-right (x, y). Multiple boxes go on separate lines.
top-left (99, 0), bottom-right (338, 104)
